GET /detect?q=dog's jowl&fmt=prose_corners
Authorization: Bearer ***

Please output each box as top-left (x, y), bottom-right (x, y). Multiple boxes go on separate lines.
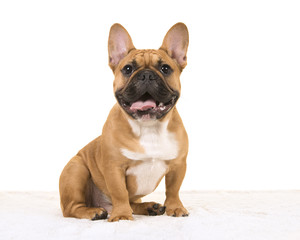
top-left (59, 23), bottom-right (189, 222)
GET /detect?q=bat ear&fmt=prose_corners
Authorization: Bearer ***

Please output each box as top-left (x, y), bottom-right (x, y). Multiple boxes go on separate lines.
top-left (160, 23), bottom-right (189, 69)
top-left (108, 23), bottom-right (135, 71)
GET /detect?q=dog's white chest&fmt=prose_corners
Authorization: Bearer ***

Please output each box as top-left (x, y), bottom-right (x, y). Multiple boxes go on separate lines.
top-left (121, 120), bottom-right (178, 161)
top-left (122, 120), bottom-right (178, 196)
top-left (126, 159), bottom-right (167, 196)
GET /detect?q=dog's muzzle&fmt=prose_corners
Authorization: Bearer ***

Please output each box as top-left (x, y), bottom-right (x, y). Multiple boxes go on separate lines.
top-left (115, 69), bottom-right (179, 120)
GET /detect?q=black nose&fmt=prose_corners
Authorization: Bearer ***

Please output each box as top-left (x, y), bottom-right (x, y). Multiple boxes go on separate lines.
top-left (137, 70), bottom-right (158, 81)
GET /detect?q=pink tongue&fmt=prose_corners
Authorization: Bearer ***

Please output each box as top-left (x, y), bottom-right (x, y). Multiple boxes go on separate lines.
top-left (130, 99), bottom-right (156, 112)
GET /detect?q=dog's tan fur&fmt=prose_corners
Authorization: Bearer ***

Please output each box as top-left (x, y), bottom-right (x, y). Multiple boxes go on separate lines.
top-left (59, 23), bottom-right (189, 222)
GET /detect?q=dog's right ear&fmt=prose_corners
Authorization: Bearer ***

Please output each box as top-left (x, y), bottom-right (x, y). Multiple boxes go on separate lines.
top-left (108, 24), bottom-right (135, 71)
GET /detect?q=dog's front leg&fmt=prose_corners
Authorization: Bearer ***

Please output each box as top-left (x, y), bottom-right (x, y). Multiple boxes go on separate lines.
top-left (104, 166), bottom-right (133, 222)
top-left (164, 158), bottom-right (189, 217)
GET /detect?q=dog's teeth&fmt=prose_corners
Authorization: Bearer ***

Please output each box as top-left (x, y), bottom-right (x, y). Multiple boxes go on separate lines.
top-left (122, 102), bottom-right (130, 108)
top-left (159, 102), bottom-right (166, 111)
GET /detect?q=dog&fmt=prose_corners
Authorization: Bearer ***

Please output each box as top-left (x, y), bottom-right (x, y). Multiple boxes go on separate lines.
top-left (59, 22), bottom-right (189, 222)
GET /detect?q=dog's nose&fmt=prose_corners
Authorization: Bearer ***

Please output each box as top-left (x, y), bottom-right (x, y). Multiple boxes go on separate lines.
top-left (137, 70), bottom-right (158, 81)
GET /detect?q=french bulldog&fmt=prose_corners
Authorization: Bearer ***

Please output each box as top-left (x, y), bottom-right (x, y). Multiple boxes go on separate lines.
top-left (59, 22), bottom-right (189, 222)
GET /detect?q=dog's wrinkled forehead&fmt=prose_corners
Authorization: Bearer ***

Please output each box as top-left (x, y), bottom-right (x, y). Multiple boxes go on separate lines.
top-left (132, 50), bottom-right (160, 67)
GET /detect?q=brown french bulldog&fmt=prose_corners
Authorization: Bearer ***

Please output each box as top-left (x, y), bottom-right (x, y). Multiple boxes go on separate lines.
top-left (59, 22), bottom-right (189, 222)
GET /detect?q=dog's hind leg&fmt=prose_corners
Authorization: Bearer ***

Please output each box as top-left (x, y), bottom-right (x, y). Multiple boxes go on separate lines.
top-left (59, 156), bottom-right (108, 220)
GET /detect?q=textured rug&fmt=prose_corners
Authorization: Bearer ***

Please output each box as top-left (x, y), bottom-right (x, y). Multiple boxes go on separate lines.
top-left (1, 191), bottom-right (299, 240)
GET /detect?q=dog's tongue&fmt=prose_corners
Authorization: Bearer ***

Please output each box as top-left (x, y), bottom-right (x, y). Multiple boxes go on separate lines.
top-left (130, 99), bottom-right (156, 112)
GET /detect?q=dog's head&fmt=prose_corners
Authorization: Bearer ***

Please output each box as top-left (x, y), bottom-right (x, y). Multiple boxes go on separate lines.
top-left (108, 23), bottom-right (189, 121)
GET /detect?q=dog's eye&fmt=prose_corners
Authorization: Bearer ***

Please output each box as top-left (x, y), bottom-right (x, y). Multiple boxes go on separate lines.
top-left (122, 65), bottom-right (133, 76)
top-left (161, 64), bottom-right (172, 75)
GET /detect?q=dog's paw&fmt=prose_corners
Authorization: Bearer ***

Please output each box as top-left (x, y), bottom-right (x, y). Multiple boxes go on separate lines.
top-left (166, 206), bottom-right (189, 217)
top-left (91, 210), bottom-right (108, 220)
top-left (146, 203), bottom-right (166, 216)
top-left (87, 208), bottom-right (108, 221)
top-left (108, 208), bottom-right (134, 222)
top-left (108, 214), bottom-right (134, 222)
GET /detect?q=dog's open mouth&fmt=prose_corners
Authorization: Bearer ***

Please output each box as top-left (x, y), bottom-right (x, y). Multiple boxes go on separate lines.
top-left (116, 92), bottom-right (179, 120)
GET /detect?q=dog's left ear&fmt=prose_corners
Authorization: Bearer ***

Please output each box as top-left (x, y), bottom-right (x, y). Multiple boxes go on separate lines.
top-left (108, 23), bottom-right (135, 71)
top-left (160, 23), bottom-right (189, 70)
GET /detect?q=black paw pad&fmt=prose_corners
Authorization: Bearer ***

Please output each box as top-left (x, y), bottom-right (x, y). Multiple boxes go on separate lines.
top-left (159, 206), bottom-right (166, 214)
top-left (92, 211), bottom-right (108, 220)
top-left (147, 208), bottom-right (157, 216)
top-left (153, 204), bottom-right (159, 209)
top-left (147, 204), bottom-right (166, 216)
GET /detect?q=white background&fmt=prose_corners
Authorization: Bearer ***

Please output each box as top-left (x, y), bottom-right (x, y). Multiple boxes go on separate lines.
top-left (0, 0), bottom-right (299, 191)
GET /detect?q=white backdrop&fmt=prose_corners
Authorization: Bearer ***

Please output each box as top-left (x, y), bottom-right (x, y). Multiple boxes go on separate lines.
top-left (0, 0), bottom-right (299, 191)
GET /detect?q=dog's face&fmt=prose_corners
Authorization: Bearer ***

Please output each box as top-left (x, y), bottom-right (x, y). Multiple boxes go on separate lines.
top-left (108, 23), bottom-right (189, 120)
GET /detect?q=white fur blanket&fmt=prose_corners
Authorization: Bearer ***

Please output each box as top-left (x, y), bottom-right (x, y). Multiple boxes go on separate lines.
top-left (1, 191), bottom-right (299, 240)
